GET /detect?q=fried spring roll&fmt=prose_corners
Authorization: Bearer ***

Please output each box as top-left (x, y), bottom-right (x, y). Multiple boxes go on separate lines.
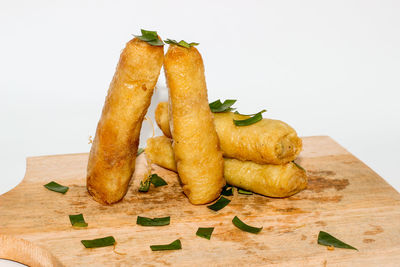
top-left (154, 101), bottom-right (171, 137)
top-left (146, 136), bottom-right (307, 197)
top-left (87, 37), bottom-right (164, 204)
top-left (164, 45), bottom-right (224, 204)
top-left (155, 102), bottom-right (302, 165)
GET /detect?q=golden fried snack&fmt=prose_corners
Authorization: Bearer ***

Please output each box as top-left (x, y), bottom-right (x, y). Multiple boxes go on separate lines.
top-left (146, 136), bottom-right (307, 197)
top-left (87, 37), bottom-right (164, 204)
top-left (164, 45), bottom-right (224, 204)
top-left (215, 112), bottom-right (302, 164)
top-left (223, 158), bottom-right (307, 197)
top-left (146, 136), bottom-right (176, 171)
top-left (155, 102), bottom-right (302, 165)
top-left (154, 101), bottom-right (171, 137)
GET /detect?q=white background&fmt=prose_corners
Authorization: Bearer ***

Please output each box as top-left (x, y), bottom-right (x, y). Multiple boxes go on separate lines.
top-left (1, 0), bottom-right (399, 266)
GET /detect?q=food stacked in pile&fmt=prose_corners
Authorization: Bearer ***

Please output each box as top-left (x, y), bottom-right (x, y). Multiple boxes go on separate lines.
top-left (86, 29), bottom-right (307, 206)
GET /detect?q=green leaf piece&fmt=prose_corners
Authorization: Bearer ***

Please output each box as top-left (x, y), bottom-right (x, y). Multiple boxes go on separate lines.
top-left (69, 214), bottom-right (88, 227)
top-left (139, 179), bottom-right (150, 192)
top-left (209, 99), bottom-right (237, 113)
top-left (196, 227), bottom-right (214, 240)
top-left (164, 39), bottom-right (199, 48)
top-left (135, 29), bottom-right (164, 46)
top-left (81, 236), bottom-right (115, 248)
top-left (293, 161), bottom-right (306, 172)
top-left (232, 216), bottom-right (262, 234)
top-left (44, 181), bottom-right (69, 194)
top-left (318, 231), bottom-right (358, 250)
top-left (149, 174), bottom-right (168, 187)
top-left (234, 109), bottom-right (267, 116)
top-left (150, 239), bottom-right (182, 251)
top-left (137, 216), bottom-right (170, 226)
top-left (233, 110), bottom-right (266, 126)
top-left (207, 196), bottom-right (231, 211)
top-left (137, 148), bottom-right (145, 156)
top-left (221, 185), bottom-right (233, 196)
top-left (238, 188), bottom-right (253, 195)
top-left (147, 39), bottom-right (165, 46)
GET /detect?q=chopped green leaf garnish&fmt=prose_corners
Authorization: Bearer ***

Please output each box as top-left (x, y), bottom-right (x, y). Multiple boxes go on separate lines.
top-left (209, 99), bottom-right (237, 113)
top-left (139, 174), bottom-right (167, 192)
top-left (135, 29), bottom-right (164, 46)
top-left (233, 110), bottom-right (266, 126)
top-left (232, 216), bottom-right (262, 234)
top-left (150, 239), bottom-right (182, 251)
top-left (139, 179), bottom-right (151, 192)
top-left (164, 39), bottom-right (199, 48)
top-left (137, 148), bottom-right (144, 156)
top-left (44, 181), bottom-right (69, 194)
top-left (293, 161), bottom-right (306, 172)
top-left (69, 214), bottom-right (88, 227)
top-left (221, 185), bottom-right (233, 196)
top-left (207, 196), bottom-right (231, 211)
top-left (81, 236), bottom-right (115, 248)
top-left (149, 174), bottom-right (167, 187)
top-left (137, 216), bottom-right (170, 226)
top-left (234, 109), bottom-right (267, 116)
top-left (318, 231), bottom-right (358, 250)
top-left (238, 188), bottom-right (253, 195)
top-left (196, 227), bottom-right (214, 240)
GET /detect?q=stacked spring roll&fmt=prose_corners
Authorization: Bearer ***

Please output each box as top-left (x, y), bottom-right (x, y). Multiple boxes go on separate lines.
top-left (148, 102), bottom-right (308, 198)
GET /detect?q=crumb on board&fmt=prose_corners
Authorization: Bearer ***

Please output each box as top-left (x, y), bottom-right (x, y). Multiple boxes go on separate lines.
top-left (113, 242), bottom-right (127, 255)
top-left (327, 246), bottom-right (335, 251)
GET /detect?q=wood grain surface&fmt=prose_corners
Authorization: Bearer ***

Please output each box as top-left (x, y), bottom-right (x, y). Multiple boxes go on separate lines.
top-left (1, 136), bottom-right (400, 266)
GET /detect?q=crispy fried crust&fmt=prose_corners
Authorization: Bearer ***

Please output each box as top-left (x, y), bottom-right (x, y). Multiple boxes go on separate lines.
top-left (146, 136), bottom-right (307, 197)
top-left (215, 112), bottom-right (302, 165)
top-left (154, 102), bottom-right (171, 137)
top-left (155, 102), bottom-right (302, 165)
top-left (87, 38), bottom-right (164, 204)
top-left (146, 136), bottom-right (176, 171)
top-left (164, 45), bottom-right (225, 204)
top-left (223, 158), bottom-right (307, 197)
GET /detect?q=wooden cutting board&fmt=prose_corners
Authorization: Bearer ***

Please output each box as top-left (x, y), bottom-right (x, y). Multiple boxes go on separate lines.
top-left (1, 136), bottom-right (400, 267)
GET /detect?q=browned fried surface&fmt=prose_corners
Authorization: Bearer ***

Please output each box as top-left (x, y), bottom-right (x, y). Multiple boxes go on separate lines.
top-left (164, 45), bottom-right (224, 204)
top-left (87, 38), bottom-right (164, 204)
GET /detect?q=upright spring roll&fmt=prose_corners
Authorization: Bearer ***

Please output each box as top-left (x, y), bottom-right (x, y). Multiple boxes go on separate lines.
top-left (146, 136), bottom-right (307, 197)
top-left (154, 102), bottom-right (302, 165)
top-left (164, 44), bottom-right (224, 204)
top-left (87, 37), bottom-right (164, 204)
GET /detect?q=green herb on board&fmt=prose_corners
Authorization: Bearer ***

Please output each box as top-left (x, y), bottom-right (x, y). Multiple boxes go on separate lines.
top-left (149, 174), bottom-right (168, 187)
top-left (150, 239), bottom-right (182, 251)
top-left (137, 148), bottom-right (145, 156)
top-left (209, 99), bottom-right (237, 113)
top-left (137, 216), bottom-right (170, 226)
top-left (233, 110), bottom-right (266, 126)
top-left (293, 161), bottom-right (306, 172)
top-left (135, 29), bottom-right (164, 46)
top-left (164, 39), bottom-right (199, 48)
top-left (139, 174), bottom-right (167, 192)
top-left (196, 227), bottom-right (214, 240)
top-left (318, 231), bottom-right (358, 250)
top-left (221, 185), bottom-right (233, 196)
top-left (207, 196), bottom-right (231, 211)
top-left (139, 179), bottom-right (151, 192)
top-left (69, 214), bottom-right (88, 227)
top-left (238, 188), bottom-right (253, 195)
top-left (81, 236), bottom-right (115, 248)
top-left (232, 216), bottom-right (262, 234)
top-left (44, 181), bottom-right (69, 194)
